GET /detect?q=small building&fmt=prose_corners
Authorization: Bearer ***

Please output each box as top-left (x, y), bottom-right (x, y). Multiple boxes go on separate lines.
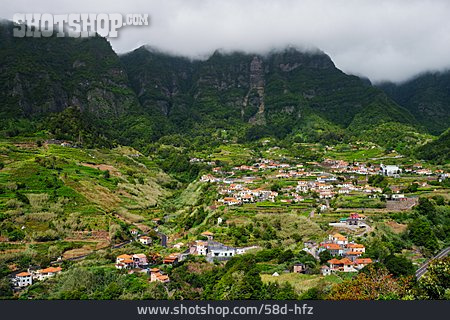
top-left (328, 258), bottom-right (357, 272)
top-left (14, 272), bottom-right (33, 287)
top-left (354, 258), bottom-right (373, 270)
top-left (293, 263), bottom-right (306, 274)
top-left (132, 254), bottom-right (148, 267)
top-left (321, 243), bottom-right (344, 256)
top-left (201, 231), bottom-right (214, 241)
top-left (152, 218), bottom-right (162, 225)
top-left (116, 254), bottom-right (132, 264)
top-left (222, 197), bottom-right (241, 206)
top-left (149, 268), bottom-right (170, 283)
top-left (33, 267), bottom-right (62, 281)
top-left (115, 254), bottom-right (134, 269)
top-left (380, 164), bottom-right (401, 177)
top-left (346, 243), bottom-right (365, 254)
top-left (173, 242), bottom-right (184, 249)
top-left (207, 242), bottom-right (236, 261)
top-left (163, 254), bottom-right (179, 265)
top-left (139, 236), bottom-right (152, 245)
top-left (328, 233), bottom-right (348, 245)
top-left (391, 194), bottom-right (405, 200)
top-left (321, 265), bottom-right (332, 276)
top-left (194, 241), bottom-right (208, 256)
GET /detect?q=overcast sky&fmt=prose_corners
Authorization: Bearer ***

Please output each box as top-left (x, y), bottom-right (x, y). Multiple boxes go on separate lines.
top-left (2, 0), bottom-right (450, 83)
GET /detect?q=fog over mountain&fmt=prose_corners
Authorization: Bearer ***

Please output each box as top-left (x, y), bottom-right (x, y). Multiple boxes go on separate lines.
top-left (2, 0), bottom-right (450, 83)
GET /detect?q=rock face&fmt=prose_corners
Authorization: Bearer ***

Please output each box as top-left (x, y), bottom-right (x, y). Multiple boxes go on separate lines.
top-left (121, 46), bottom-right (415, 136)
top-left (0, 20), bottom-right (425, 144)
top-left (0, 21), bottom-right (140, 120)
top-left (246, 56), bottom-right (266, 125)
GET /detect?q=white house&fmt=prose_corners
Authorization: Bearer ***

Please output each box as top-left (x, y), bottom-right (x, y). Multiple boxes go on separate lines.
top-left (138, 236), bottom-right (152, 245)
top-left (380, 164), bottom-right (401, 177)
top-left (132, 254), bottom-right (148, 267)
top-left (14, 272), bottom-right (32, 287)
top-left (195, 241), bottom-right (208, 256)
top-left (235, 246), bottom-right (259, 255)
top-left (329, 233), bottom-right (348, 245)
top-left (33, 267), bottom-right (62, 281)
top-left (320, 265), bottom-right (332, 276)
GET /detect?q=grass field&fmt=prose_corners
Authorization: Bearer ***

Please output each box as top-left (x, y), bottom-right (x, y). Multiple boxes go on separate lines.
top-left (261, 272), bottom-right (344, 295)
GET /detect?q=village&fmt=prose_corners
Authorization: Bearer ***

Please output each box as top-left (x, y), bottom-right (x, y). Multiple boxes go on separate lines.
top-left (199, 157), bottom-right (447, 213)
top-left (4, 144), bottom-right (448, 298)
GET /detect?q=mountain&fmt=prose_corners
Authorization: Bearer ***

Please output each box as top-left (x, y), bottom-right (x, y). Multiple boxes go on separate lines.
top-left (121, 46), bottom-right (418, 142)
top-left (0, 21), bottom-right (153, 146)
top-left (378, 71), bottom-right (450, 135)
top-left (0, 21), bottom-right (140, 119)
top-left (0, 20), bottom-right (428, 148)
top-left (416, 128), bottom-right (450, 163)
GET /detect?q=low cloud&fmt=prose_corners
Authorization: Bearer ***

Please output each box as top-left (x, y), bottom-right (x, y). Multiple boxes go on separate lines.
top-left (2, 0), bottom-right (450, 82)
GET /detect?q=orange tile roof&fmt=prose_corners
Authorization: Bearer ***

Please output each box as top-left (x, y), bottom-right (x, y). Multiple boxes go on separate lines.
top-left (150, 268), bottom-right (160, 272)
top-left (38, 267), bottom-right (62, 273)
top-left (117, 254), bottom-right (132, 259)
top-left (332, 233), bottom-right (347, 240)
top-left (323, 243), bottom-right (342, 250)
top-left (223, 197), bottom-right (239, 202)
top-left (347, 243), bottom-right (365, 248)
top-left (355, 258), bottom-right (373, 264)
top-left (346, 251), bottom-right (363, 255)
top-left (201, 231), bottom-right (214, 236)
top-left (328, 258), bottom-right (341, 264)
top-left (16, 272), bottom-right (31, 277)
top-left (340, 258), bottom-right (353, 265)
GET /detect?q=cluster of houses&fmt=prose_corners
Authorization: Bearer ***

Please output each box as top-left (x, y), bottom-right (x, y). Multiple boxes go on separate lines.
top-left (200, 154), bottom-right (450, 208)
top-left (112, 231), bottom-right (258, 284)
top-left (295, 177), bottom-right (383, 199)
top-left (115, 253), bottom-right (171, 283)
top-left (13, 266), bottom-right (63, 288)
top-left (201, 160), bottom-right (400, 207)
top-left (324, 159), bottom-right (382, 175)
top-left (336, 212), bottom-right (367, 226)
top-left (209, 172), bottom-right (388, 206)
top-left (44, 139), bottom-right (75, 148)
top-left (189, 232), bottom-right (259, 262)
top-left (218, 185), bottom-right (279, 206)
top-left (115, 253), bottom-right (149, 269)
top-left (317, 233), bottom-right (373, 275)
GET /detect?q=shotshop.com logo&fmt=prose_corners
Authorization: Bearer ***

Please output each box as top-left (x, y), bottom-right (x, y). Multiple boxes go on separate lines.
top-left (12, 13), bottom-right (149, 38)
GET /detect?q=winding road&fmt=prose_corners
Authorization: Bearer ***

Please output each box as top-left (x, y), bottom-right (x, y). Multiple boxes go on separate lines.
top-left (415, 246), bottom-right (450, 279)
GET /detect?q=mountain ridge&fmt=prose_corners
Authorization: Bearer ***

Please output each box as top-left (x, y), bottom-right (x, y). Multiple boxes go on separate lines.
top-left (0, 20), bottom-right (444, 153)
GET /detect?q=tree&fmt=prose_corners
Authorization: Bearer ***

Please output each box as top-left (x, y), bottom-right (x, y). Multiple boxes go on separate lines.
top-left (329, 264), bottom-right (414, 300)
top-left (103, 170), bottom-right (110, 179)
top-left (277, 249), bottom-right (294, 264)
top-left (417, 197), bottom-right (435, 216)
top-left (407, 218), bottom-right (439, 253)
top-left (0, 278), bottom-right (12, 298)
top-left (319, 250), bottom-right (332, 264)
top-left (418, 257), bottom-right (450, 299)
top-left (384, 255), bottom-right (415, 277)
